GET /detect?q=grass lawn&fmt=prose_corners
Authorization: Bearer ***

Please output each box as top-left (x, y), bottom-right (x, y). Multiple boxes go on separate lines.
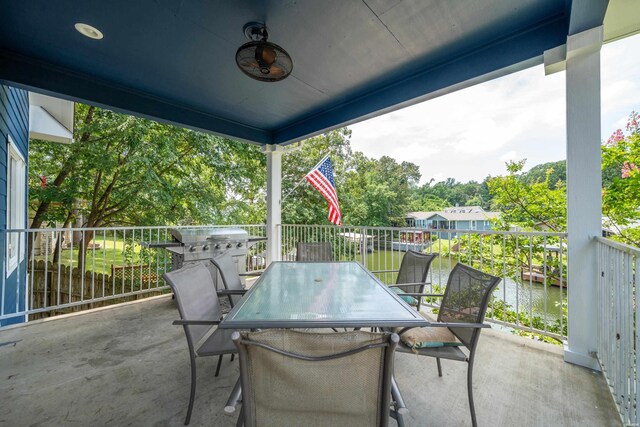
top-left (33, 238), bottom-right (171, 273)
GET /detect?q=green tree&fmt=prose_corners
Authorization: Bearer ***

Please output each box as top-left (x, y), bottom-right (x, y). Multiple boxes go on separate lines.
top-left (281, 129), bottom-right (421, 227)
top-left (345, 154), bottom-right (420, 226)
top-left (602, 111), bottom-right (640, 246)
top-left (411, 177), bottom-right (489, 211)
top-left (487, 160), bottom-right (566, 232)
top-left (522, 160), bottom-right (566, 189)
top-left (29, 104), bottom-right (265, 261)
top-left (281, 129), bottom-right (352, 225)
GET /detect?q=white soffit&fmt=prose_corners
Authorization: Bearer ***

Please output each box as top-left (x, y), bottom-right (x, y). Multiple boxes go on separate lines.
top-left (545, 0), bottom-right (640, 76)
top-left (28, 92), bottom-right (73, 144)
top-left (604, 0), bottom-right (640, 42)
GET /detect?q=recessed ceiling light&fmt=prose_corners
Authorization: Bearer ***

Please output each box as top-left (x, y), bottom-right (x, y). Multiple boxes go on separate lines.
top-left (74, 23), bottom-right (103, 40)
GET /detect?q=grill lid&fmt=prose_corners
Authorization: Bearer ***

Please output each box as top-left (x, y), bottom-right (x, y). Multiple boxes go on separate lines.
top-left (170, 227), bottom-right (248, 244)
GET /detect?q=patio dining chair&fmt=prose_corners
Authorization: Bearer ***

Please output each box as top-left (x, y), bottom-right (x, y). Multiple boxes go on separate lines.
top-left (232, 329), bottom-right (402, 427)
top-left (210, 252), bottom-right (257, 309)
top-left (163, 263), bottom-right (241, 425)
top-left (296, 241), bottom-right (333, 261)
top-left (395, 263), bottom-right (500, 427)
top-left (388, 250), bottom-right (438, 311)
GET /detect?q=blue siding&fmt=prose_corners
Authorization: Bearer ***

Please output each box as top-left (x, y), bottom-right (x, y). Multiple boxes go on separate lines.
top-left (411, 213), bottom-right (495, 236)
top-left (477, 221), bottom-right (492, 231)
top-left (429, 214), bottom-right (447, 223)
top-left (456, 220), bottom-right (470, 230)
top-left (0, 84), bottom-right (29, 326)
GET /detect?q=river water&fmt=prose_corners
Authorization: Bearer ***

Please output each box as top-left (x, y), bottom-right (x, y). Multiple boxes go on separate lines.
top-left (363, 251), bottom-right (565, 323)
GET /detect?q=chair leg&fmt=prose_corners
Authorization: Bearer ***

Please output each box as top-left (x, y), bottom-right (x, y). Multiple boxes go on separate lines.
top-left (391, 376), bottom-right (408, 424)
top-left (467, 360), bottom-right (477, 427)
top-left (436, 357), bottom-right (442, 377)
top-left (215, 354), bottom-right (223, 377)
top-left (390, 407), bottom-right (405, 427)
top-left (185, 353), bottom-right (196, 425)
top-left (235, 405), bottom-right (245, 427)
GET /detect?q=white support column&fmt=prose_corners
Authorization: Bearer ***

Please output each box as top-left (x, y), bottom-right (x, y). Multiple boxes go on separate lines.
top-left (265, 144), bottom-right (283, 264)
top-left (564, 26), bottom-right (603, 370)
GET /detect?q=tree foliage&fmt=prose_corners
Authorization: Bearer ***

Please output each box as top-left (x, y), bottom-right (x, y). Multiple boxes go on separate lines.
top-left (29, 102), bottom-right (640, 249)
top-left (411, 178), bottom-right (490, 212)
top-left (602, 111), bottom-right (640, 246)
top-left (521, 160), bottom-right (566, 189)
top-left (29, 104), bottom-right (266, 260)
top-left (281, 129), bottom-right (353, 225)
top-left (344, 153), bottom-right (420, 226)
top-left (281, 129), bottom-right (421, 226)
top-left (487, 160), bottom-right (566, 232)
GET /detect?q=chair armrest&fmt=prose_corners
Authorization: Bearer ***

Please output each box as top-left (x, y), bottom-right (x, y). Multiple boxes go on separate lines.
top-left (217, 289), bottom-right (247, 296)
top-left (398, 322), bottom-right (490, 335)
top-left (399, 293), bottom-right (444, 298)
top-left (239, 271), bottom-right (263, 277)
top-left (173, 319), bottom-right (221, 326)
top-left (388, 282), bottom-right (431, 288)
top-left (427, 322), bottom-right (491, 329)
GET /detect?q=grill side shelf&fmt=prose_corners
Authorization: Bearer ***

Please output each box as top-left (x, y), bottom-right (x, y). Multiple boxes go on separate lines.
top-left (140, 241), bottom-right (181, 249)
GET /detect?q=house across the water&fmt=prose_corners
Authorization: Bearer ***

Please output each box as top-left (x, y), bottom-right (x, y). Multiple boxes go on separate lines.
top-left (405, 206), bottom-right (500, 238)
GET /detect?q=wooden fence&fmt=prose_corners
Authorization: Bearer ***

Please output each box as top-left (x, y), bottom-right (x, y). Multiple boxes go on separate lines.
top-left (28, 260), bottom-right (168, 320)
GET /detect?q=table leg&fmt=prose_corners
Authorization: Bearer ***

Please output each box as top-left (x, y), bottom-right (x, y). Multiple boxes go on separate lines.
top-left (224, 377), bottom-right (242, 414)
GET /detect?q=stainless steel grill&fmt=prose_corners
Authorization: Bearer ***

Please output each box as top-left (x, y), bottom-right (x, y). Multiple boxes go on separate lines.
top-left (166, 227), bottom-right (250, 288)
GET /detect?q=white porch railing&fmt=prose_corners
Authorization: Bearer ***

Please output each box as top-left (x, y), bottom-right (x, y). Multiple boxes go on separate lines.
top-left (1, 223), bottom-right (569, 342)
top-left (596, 236), bottom-right (639, 426)
top-left (280, 224), bottom-right (568, 341)
top-left (0, 225), bottom-right (266, 322)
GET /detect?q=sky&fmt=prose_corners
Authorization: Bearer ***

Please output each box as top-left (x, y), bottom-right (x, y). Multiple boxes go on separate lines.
top-left (349, 34), bottom-right (640, 184)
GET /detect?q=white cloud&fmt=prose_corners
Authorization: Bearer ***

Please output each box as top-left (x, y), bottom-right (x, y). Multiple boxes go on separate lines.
top-left (429, 172), bottom-right (446, 183)
top-left (500, 151), bottom-right (518, 162)
top-left (349, 34), bottom-right (640, 184)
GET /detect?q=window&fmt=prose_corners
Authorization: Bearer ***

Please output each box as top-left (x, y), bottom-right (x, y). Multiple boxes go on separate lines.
top-left (7, 136), bottom-right (26, 275)
top-left (471, 220), bottom-right (477, 230)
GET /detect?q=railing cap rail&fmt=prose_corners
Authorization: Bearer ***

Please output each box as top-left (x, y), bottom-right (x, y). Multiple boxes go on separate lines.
top-left (595, 236), bottom-right (640, 256)
top-left (279, 224), bottom-right (567, 237)
top-left (4, 224), bottom-right (266, 233)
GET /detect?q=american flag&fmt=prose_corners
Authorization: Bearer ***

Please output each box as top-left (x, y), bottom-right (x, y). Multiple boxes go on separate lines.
top-left (305, 156), bottom-right (342, 225)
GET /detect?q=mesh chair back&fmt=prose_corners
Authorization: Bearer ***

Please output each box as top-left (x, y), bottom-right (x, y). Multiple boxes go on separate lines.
top-left (210, 253), bottom-right (244, 306)
top-left (296, 241), bottom-right (333, 262)
top-left (395, 250), bottom-right (438, 293)
top-left (234, 329), bottom-right (396, 427)
top-left (437, 263), bottom-right (501, 348)
top-left (163, 263), bottom-right (223, 346)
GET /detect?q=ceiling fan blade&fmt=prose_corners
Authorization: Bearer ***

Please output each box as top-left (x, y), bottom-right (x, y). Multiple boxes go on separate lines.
top-left (236, 32), bottom-right (292, 81)
top-left (238, 57), bottom-right (259, 69)
top-left (269, 64), bottom-right (286, 77)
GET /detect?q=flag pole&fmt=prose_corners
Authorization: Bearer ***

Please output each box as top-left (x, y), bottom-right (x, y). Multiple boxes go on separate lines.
top-left (308, 153), bottom-right (331, 171)
top-left (281, 176), bottom-right (307, 202)
top-left (281, 153), bottom-right (330, 202)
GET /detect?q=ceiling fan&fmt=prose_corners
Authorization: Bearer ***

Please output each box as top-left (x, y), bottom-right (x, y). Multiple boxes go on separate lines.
top-left (236, 22), bottom-right (293, 82)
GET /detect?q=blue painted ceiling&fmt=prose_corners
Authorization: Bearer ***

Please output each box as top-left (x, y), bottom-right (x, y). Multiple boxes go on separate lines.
top-left (0, 1), bottom-right (607, 145)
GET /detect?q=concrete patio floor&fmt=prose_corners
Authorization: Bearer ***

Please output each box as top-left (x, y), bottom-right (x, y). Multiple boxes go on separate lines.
top-left (0, 295), bottom-right (620, 426)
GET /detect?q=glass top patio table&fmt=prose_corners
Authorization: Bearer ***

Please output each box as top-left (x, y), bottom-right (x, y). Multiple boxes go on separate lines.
top-left (219, 261), bottom-right (428, 330)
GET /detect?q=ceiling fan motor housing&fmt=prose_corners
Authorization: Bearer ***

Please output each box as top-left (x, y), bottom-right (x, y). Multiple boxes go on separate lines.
top-left (236, 22), bottom-right (293, 82)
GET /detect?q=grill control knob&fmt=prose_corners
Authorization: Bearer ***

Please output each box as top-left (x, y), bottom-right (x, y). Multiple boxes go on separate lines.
top-left (188, 245), bottom-right (196, 252)
top-left (202, 245), bottom-right (209, 251)
top-left (215, 244), bottom-right (221, 249)
top-left (226, 243), bottom-right (232, 249)
top-left (237, 242), bottom-right (243, 248)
